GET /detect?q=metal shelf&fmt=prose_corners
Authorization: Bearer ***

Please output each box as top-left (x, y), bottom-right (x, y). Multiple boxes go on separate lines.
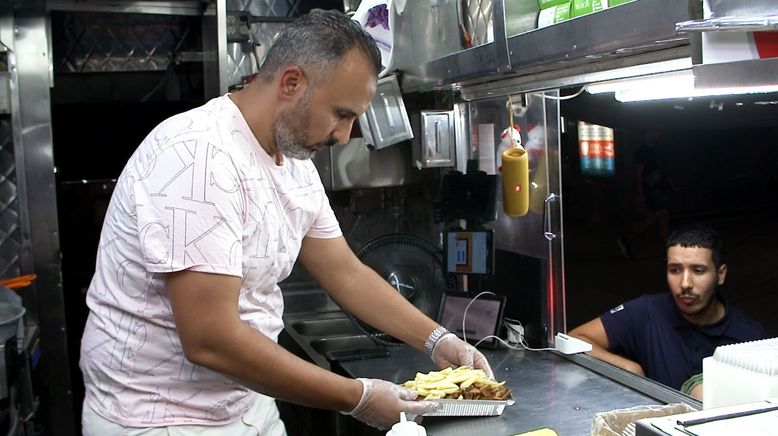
top-left (402, 0), bottom-right (701, 93)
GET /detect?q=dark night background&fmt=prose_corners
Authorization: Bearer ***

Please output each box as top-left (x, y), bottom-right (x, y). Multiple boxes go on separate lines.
top-left (561, 90), bottom-right (778, 337)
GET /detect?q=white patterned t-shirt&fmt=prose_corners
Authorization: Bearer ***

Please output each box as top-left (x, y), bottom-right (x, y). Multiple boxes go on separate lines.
top-left (79, 95), bottom-right (341, 427)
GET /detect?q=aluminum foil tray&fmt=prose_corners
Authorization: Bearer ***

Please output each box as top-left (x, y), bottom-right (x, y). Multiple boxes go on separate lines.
top-left (422, 399), bottom-right (515, 417)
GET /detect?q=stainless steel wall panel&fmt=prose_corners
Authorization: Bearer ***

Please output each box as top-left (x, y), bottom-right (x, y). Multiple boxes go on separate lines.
top-left (707, 0), bottom-right (777, 17)
top-left (389, 0), bottom-right (463, 75)
top-left (226, 41), bottom-right (254, 86)
top-left (0, 80), bottom-right (8, 115)
top-left (203, 0), bottom-right (228, 97)
top-left (223, 0), bottom-right (335, 90)
top-left (47, 0), bottom-right (207, 16)
top-left (12, 0), bottom-right (75, 433)
top-left (463, 0), bottom-right (493, 48)
top-left (453, 102), bottom-right (469, 174)
top-left (249, 21), bottom-right (286, 65)
top-left (0, 3), bottom-right (23, 289)
top-left (223, 0), bottom-right (294, 92)
top-left (228, 0), bottom-right (303, 16)
top-left (228, 0), bottom-right (343, 15)
top-left (53, 12), bottom-right (194, 73)
top-left (0, 117), bottom-right (22, 280)
top-left (312, 138), bottom-right (418, 191)
top-left (462, 0), bottom-right (539, 47)
top-left (223, 22), bottom-right (286, 89)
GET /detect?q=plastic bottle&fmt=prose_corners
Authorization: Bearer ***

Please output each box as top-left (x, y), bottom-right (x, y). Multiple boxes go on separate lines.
top-left (386, 412), bottom-right (427, 436)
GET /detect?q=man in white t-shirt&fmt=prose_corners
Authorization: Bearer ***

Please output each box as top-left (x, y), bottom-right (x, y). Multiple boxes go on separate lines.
top-left (79, 9), bottom-right (493, 435)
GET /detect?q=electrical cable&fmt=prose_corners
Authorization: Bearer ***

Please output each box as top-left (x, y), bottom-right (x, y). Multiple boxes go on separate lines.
top-left (504, 321), bottom-right (524, 344)
top-left (461, 291), bottom-right (495, 345)
top-left (462, 291), bottom-right (556, 352)
top-left (507, 95), bottom-right (517, 148)
top-left (538, 86), bottom-right (587, 101)
top-left (475, 334), bottom-right (555, 352)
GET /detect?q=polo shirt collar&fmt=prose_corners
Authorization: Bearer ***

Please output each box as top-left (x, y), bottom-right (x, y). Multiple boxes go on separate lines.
top-left (671, 293), bottom-right (731, 336)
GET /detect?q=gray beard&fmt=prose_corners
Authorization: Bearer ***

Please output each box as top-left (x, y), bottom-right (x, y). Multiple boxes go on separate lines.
top-left (274, 90), bottom-right (314, 160)
top-left (274, 119), bottom-right (313, 160)
top-left (272, 91), bottom-right (338, 160)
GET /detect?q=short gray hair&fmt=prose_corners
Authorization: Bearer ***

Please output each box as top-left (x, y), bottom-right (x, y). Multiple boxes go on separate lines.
top-left (257, 9), bottom-right (382, 84)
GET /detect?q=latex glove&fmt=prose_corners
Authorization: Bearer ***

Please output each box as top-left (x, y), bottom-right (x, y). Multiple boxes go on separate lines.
top-left (431, 333), bottom-right (495, 379)
top-left (344, 378), bottom-right (440, 430)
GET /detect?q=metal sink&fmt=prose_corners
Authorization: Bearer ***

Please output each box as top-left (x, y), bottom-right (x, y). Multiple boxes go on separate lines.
top-left (292, 317), bottom-right (362, 336)
top-left (282, 310), bottom-right (390, 369)
top-left (310, 335), bottom-right (378, 354)
top-left (282, 286), bottom-right (342, 314)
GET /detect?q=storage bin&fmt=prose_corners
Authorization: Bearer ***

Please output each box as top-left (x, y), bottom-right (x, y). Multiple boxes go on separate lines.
top-left (591, 403), bottom-right (695, 436)
top-left (703, 337), bottom-right (778, 409)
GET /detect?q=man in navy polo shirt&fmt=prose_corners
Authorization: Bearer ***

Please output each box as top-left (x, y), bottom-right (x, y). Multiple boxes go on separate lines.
top-left (569, 224), bottom-right (767, 392)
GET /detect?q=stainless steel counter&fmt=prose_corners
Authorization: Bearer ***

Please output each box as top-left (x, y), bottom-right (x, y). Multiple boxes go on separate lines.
top-left (336, 346), bottom-right (687, 435)
top-left (279, 287), bottom-right (697, 435)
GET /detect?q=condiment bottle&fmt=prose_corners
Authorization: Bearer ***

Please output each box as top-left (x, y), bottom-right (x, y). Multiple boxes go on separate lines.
top-left (387, 412), bottom-right (426, 436)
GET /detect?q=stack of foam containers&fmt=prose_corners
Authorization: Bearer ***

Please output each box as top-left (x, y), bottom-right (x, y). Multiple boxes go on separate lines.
top-left (703, 337), bottom-right (778, 409)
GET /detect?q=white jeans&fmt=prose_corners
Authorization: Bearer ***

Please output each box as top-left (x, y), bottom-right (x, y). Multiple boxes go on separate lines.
top-left (82, 394), bottom-right (287, 436)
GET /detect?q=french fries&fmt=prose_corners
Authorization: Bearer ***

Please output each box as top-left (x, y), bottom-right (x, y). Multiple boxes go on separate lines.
top-left (399, 366), bottom-right (511, 400)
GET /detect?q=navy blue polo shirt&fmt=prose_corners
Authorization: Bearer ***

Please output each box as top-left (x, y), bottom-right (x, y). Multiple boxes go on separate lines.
top-left (600, 293), bottom-right (767, 390)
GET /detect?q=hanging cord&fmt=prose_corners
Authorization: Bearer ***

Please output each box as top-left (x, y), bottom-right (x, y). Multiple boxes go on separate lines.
top-left (462, 291), bottom-right (556, 352)
top-left (537, 86), bottom-right (587, 101)
top-left (507, 95), bottom-right (517, 148)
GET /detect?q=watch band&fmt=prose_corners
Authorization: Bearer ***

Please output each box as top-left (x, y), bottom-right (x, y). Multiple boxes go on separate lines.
top-left (423, 326), bottom-right (449, 355)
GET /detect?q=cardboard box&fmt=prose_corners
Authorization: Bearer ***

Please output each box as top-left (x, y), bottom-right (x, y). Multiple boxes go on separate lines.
top-left (537, 2), bottom-right (571, 28)
top-left (607, 0), bottom-right (635, 6)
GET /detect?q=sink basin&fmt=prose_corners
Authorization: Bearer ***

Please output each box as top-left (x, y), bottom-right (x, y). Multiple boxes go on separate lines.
top-left (310, 335), bottom-right (379, 354)
top-left (292, 317), bottom-right (362, 336)
top-left (282, 311), bottom-right (392, 367)
top-left (282, 287), bottom-right (342, 314)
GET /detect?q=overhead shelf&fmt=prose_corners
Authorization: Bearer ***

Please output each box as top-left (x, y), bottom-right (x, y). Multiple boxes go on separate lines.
top-left (401, 0), bottom-right (702, 94)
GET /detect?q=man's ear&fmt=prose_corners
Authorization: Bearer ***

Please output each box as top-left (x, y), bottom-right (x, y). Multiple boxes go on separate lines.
top-left (278, 66), bottom-right (305, 100)
top-left (717, 263), bottom-right (728, 285)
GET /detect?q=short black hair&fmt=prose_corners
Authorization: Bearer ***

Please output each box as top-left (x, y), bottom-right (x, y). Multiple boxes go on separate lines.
top-left (666, 224), bottom-right (725, 268)
top-left (257, 9), bottom-right (382, 83)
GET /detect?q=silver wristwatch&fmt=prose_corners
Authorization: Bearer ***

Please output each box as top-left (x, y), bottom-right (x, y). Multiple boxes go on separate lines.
top-left (423, 326), bottom-right (449, 355)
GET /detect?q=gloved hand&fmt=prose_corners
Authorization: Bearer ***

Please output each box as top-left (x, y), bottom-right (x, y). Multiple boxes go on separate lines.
top-left (431, 333), bottom-right (495, 379)
top-left (344, 378), bottom-right (441, 430)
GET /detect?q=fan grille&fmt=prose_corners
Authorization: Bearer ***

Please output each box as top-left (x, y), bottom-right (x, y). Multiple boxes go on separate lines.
top-left (348, 233), bottom-right (452, 346)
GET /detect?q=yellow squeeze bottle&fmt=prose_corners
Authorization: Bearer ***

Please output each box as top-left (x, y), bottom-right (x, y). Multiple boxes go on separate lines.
top-left (501, 146), bottom-right (529, 217)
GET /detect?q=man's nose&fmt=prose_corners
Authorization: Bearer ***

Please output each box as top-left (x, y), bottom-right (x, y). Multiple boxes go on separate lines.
top-left (332, 119), bottom-right (354, 145)
top-left (681, 270), bottom-right (693, 289)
